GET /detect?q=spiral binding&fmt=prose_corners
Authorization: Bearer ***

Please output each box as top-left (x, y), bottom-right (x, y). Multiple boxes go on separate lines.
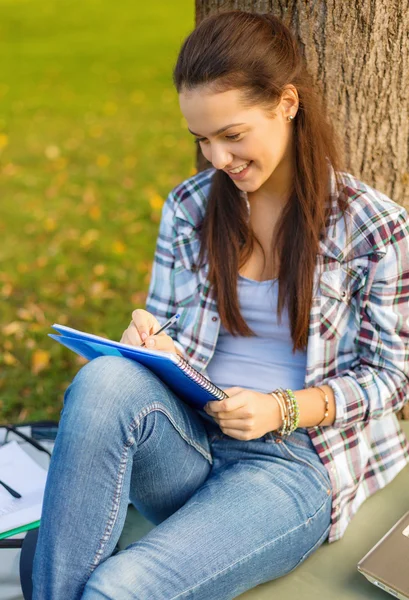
top-left (176, 356), bottom-right (228, 399)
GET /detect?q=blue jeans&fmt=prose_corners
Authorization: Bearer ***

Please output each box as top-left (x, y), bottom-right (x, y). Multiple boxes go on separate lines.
top-left (32, 356), bottom-right (333, 600)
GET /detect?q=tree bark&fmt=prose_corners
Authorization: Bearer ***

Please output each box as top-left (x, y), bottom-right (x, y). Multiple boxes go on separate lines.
top-left (195, 0), bottom-right (409, 420)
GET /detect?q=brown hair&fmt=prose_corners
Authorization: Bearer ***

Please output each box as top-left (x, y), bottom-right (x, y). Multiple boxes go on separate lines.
top-left (173, 10), bottom-right (345, 352)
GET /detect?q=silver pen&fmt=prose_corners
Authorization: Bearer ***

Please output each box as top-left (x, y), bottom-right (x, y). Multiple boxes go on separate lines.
top-left (140, 313), bottom-right (181, 347)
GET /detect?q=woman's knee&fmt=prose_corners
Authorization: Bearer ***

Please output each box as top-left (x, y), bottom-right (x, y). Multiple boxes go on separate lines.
top-left (62, 356), bottom-right (154, 422)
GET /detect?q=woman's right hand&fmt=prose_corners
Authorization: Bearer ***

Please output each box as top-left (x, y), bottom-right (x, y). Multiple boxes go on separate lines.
top-left (120, 309), bottom-right (179, 354)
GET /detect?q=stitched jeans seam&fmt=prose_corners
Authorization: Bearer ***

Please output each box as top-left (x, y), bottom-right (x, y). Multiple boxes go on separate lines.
top-left (86, 403), bottom-right (212, 578)
top-left (128, 402), bottom-right (213, 464)
top-left (169, 493), bottom-right (332, 600)
top-left (280, 442), bottom-right (332, 494)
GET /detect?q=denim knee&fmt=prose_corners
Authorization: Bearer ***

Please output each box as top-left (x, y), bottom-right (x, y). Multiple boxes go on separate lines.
top-left (61, 356), bottom-right (153, 429)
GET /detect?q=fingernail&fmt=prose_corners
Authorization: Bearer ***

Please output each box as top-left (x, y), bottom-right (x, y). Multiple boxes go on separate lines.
top-left (146, 338), bottom-right (155, 347)
top-left (141, 333), bottom-right (148, 341)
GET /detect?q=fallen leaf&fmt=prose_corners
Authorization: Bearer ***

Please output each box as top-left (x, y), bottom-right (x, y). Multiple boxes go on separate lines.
top-left (2, 321), bottom-right (24, 336)
top-left (32, 349), bottom-right (50, 375)
top-left (3, 352), bottom-right (19, 366)
top-left (0, 134), bottom-right (9, 149)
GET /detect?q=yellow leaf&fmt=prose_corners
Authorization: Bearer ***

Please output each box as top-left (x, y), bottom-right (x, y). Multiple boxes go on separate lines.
top-left (32, 349), bottom-right (50, 375)
top-left (2, 321), bottom-right (24, 336)
top-left (45, 145), bottom-right (60, 159)
top-left (89, 281), bottom-right (107, 297)
top-left (17, 263), bottom-right (29, 273)
top-left (80, 229), bottom-right (100, 248)
top-left (16, 307), bottom-right (32, 321)
top-left (89, 205), bottom-right (101, 221)
top-left (149, 193), bottom-right (164, 211)
top-left (36, 256), bottom-right (48, 267)
top-left (0, 134), bottom-right (9, 149)
top-left (3, 351), bottom-right (18, 366)
top-left (112, 240), bottom-right (126, 254)
top-left (96, 154), bottom-right (110, 168)
top-left (1, 283), bottom-right (13, 297)
top-left (83, 187), bottom-right (96, 205)
top-left (44, 217), bottom-right (56, 231)
top-left (93, 263), bottom-right (106, 276)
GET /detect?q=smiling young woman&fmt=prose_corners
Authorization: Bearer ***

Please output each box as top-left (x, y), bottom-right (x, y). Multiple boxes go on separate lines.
top-left (32, 10), bottom-right (409, 600)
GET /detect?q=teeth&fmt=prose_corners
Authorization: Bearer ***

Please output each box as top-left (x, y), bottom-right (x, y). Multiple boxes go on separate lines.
top-left (229, 162), bottom-right (250, 174)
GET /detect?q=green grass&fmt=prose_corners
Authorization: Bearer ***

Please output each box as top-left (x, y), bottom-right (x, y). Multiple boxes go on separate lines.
top-left (0, 0), bottom-right (195, 422)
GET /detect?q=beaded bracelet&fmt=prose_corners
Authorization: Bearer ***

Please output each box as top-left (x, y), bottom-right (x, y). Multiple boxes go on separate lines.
top-left (269, 388), bottom-right (300, 437)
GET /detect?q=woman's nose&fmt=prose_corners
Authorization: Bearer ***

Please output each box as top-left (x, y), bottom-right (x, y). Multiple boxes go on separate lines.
top-left (207, 145), bottom-right (233, 170)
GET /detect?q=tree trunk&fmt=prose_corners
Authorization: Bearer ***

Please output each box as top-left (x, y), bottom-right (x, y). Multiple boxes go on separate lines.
top-left (195, 0), bottom-right (409, 420)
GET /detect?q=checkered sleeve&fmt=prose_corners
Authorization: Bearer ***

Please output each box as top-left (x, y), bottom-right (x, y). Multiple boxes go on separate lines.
top-left (328, 209), bottom-right (409, 428)
top-left (145, 192), bottom-right (186, 358)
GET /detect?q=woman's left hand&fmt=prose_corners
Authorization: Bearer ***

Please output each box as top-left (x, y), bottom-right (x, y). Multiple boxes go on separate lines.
top-left (204, 387), bottom-right (283, 440)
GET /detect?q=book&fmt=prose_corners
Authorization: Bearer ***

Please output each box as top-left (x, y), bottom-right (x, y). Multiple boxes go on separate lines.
top-left (0, 441), bottom-right (47, 540)
top-left (49, 324), bottom-right (228, 409)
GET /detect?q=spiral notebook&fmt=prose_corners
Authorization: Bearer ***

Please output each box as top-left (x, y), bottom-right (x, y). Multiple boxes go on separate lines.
top-left (49, 324), bottom-right (228, 409)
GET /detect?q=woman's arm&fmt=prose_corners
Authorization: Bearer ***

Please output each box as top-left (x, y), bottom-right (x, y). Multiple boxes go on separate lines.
top-left (145, 191), bottom-right (187, 359)
top-left (309, 210), bottom-right (409, 429)
top-left (294, 385), bottom-right (336, 427)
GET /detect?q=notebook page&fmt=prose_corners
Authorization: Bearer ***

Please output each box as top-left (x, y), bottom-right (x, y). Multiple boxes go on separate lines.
top-left (0, 441), bottom-right (47, 533)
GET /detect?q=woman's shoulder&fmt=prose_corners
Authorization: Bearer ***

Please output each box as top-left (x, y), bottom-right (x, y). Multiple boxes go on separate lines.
top-left (165, 167), bottom-right (216, 228)
top-left (336, 170), bottom-right (407, 219)
top-left (329, 170), bottom-right (409, 260)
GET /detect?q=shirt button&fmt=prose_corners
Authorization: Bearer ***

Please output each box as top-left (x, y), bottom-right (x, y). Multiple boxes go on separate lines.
top-left (212, 316), bottom-right (218, 322)
top-left (341, 291), bottom-right (346, 298)
top-left (200, 357), bottom-right (206, 362)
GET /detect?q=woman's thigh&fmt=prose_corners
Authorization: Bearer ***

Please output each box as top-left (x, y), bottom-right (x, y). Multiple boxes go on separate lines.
top-left (82, 437), bottom-right (332, 600)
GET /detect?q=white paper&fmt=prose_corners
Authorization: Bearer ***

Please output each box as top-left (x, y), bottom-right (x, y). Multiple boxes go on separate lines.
top-left (0, 441), bottom-right (47, 534)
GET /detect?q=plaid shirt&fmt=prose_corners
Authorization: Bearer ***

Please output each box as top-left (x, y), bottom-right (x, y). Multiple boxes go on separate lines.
top-left (146, 166), bottom-right (409, 543)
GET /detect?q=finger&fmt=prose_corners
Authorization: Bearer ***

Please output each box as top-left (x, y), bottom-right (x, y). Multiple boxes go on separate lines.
top-left (219, 419), bottom-right (252, 430)
top-left (144, 333), bottom-right (176, 353)
top-left (120, 330), bottom-right (130, 345)
top-left (216, 409), bottom-right (251, 420)
top-left (221, 428), bottom-right (252, 441)
top-left (206, 394), bottom-right (246, 413)
top-left (131, 309), bottom-right (159, 342)
top-left (223, 387), bottom-right (243, 397)
top-left (127, 322), bottom-right (143, 345)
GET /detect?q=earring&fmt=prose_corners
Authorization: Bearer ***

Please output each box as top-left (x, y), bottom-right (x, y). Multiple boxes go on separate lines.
top-left (287, 115), bottom-right (294, 122)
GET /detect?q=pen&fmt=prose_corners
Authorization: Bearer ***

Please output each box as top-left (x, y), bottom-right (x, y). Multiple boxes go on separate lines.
top-left (140, 313), bottom-right (181, 347)
top-left (0, 479), bottom-right (22, 499)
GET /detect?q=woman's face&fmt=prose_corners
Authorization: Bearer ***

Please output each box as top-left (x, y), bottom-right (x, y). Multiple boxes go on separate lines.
top-left (178, 86), bottom-right (298, 196)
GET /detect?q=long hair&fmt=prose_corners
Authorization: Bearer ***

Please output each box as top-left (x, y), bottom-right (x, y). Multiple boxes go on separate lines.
top-left (173, 11), bottom-right (345, 352)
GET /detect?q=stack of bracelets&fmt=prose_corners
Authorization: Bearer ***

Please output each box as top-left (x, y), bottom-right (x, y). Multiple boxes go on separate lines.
top-left (269, 386), bottom-right (329, 437)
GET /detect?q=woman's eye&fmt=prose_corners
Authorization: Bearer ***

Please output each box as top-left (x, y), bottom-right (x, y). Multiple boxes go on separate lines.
top-left (194, 134), bottom-right (241, 145)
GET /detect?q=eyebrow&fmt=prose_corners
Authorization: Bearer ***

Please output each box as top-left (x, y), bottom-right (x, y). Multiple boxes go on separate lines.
top-left (188, 123), bottom-right (246, 137)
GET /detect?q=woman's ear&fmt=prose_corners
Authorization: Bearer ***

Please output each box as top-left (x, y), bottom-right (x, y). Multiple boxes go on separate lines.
top-left (280, 84), bottom-right (299, 120)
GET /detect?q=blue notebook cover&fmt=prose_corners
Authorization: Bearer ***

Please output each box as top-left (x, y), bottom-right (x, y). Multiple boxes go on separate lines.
top-left (49, 324), bottom-right (227, 409)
